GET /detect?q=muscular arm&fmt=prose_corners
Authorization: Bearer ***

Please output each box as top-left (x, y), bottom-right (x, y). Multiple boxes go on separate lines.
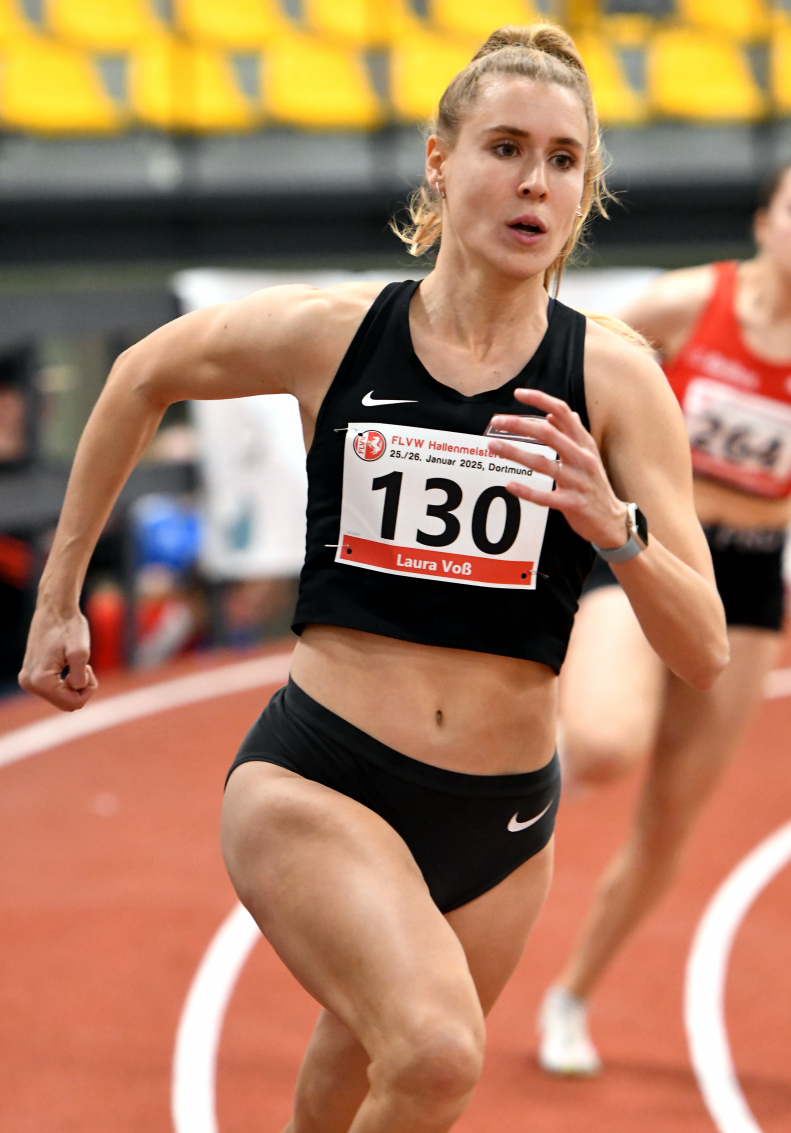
top-left (487, 320), bottom-right (728, 690)
top-left (20, 282), bottom-right (381, 709)
top-left (586, 321), bottom-right (728, 688)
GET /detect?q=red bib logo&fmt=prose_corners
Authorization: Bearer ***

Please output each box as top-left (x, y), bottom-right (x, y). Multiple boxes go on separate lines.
top-left (353, 429), bottom-right (386, 461)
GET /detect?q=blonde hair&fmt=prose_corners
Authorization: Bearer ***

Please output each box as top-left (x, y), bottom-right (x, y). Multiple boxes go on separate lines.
top-left (584, 312), bottom-right (656, 357)
top-left (393, 23), bottom-right (609, 293)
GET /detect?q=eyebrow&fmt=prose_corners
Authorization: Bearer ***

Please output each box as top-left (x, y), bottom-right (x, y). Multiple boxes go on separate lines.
top-left (485, 125), bottom-right (585, 148)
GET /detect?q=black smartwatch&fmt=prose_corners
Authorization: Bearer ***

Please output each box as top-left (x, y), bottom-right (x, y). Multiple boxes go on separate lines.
top-left (592, 503), bottom-right (649, 564)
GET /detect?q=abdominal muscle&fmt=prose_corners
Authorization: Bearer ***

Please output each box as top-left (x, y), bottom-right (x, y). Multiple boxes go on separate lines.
top-left (289, 624), bottom-right (558, 776)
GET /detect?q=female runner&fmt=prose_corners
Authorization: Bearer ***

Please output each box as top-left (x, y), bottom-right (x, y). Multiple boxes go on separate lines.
top-left (540, 168), bottom-right (791, 1077)
top-left (20, 25), bottom-right (727, 1133)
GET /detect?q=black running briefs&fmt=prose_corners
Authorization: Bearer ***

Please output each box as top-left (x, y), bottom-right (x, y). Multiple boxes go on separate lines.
top-left (227, 678), bottom-right (560, 914)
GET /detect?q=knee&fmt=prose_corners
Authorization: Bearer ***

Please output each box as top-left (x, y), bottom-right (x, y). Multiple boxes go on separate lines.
top-left (564, 733), bottom-right (643, 789)
top-left (373, 1016), bottom-right (485, 1115)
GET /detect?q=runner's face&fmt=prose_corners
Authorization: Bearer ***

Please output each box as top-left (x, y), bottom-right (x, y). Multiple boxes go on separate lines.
top-left (431, 78), bottom-right (588, 279)
top-left (756, 169), bottom-right (791, 274)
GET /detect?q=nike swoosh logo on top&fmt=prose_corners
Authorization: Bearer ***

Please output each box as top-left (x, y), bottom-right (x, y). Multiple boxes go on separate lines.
top-left (507, 801), bottom-right (552, 833)
top-left (362, 391), bottom-right (419, 406)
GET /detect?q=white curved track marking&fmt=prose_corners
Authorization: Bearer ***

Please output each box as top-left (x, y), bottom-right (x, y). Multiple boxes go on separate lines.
top-left (0, 651), bottom-right (291, 1133)
top-left (2, 655), bottom-right (790, 1133)
top-left (0, 660), bottom-right (785, 769)
top-left (685, 820), bottom-right (791, 1133)
top-left (0, 651), bottom-right (292, 769)
top-left (172, 903), bottom-right (261, 1133)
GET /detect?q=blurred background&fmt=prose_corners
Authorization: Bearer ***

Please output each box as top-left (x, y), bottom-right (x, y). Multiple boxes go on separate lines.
top-left (1, 0), bottom-right (788, 691)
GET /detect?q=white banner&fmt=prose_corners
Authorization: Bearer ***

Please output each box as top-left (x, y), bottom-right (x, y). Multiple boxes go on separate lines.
top-left (189, 393), bottom-right (307, 581)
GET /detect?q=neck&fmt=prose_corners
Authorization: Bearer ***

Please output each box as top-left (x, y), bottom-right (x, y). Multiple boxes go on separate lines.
top-left (741, 254), bottom-right (791, 320)
top-left (417, 244), bottom-right (550, 358)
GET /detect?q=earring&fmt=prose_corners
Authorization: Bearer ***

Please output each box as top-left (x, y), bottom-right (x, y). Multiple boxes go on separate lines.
top-left (438, 184), bottom-right (446, 198)
top-left (576, 207), bottom-right (583, 217)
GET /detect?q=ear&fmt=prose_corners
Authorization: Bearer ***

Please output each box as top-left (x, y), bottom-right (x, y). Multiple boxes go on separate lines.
top-left (425, 135), bottom-right (446, 185)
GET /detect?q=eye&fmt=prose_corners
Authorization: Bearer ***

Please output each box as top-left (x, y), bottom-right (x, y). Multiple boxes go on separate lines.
top-left (494, 140), bottom-right (518, 158)
top-left (551, 153), bottom-right (576, 170)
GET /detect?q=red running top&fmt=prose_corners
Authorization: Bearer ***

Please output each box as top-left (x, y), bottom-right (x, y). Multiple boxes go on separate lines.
top-left (664, 260), bottom-right (791, 498)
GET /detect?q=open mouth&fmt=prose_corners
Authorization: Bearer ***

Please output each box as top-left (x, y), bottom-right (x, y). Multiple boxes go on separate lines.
top-left (509, 220), bottom-right (546, 235)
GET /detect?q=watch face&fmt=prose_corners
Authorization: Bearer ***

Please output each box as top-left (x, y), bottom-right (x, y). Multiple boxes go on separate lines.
top-left (634, 506), bottom-right (649, 546)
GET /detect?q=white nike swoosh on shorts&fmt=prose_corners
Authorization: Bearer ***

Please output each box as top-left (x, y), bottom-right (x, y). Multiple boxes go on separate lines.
top-left (361, 391), bottom-right (419, 406)
top-left (507, 800), bottom-right (552, 833)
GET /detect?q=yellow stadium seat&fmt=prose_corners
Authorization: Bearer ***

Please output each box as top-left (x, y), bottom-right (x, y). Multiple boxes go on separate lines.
top-left (45, 0), bottom-right (164, 50)
top-left (429, 0), bottom-right (539, 43)
top-left (130, 36), bottom-right (257, 131)
top-left (0, 0), bottom-right (35, 45)
top-left (574, 32), bottom-right (645, 124)
top-left (601, 14), bottom-right (656, 47)
top-left (0, 36), bottom-right (122, 132)
top-left (676, 0), bottom-right (771, 42)
top-left (304, 0), bottom-right (414, 48)
top-left (647, 29), bottom-right (765, 120)
top-left (771, 25), bottom-right (791, 114)
top-left (175, 0), bottom-right (286, 49)
top-left (262, 32), bottom-right (381, 129)
top-left (390, 26), bottom-right (472, 121)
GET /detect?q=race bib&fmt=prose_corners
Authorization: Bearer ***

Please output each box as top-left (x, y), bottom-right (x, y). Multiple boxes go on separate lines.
top-left (335, 422), bottom-right (555, 589)
top-left (683, 378), bottom-right (791, 498)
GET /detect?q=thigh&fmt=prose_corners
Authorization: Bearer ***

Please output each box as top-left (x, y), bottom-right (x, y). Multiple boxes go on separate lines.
top-left (559, 585), bottom-right (665, 778)
top-left (446, 839), bottom-right (554, 1015)
top-left (221, 761), bottom-right (485, 1054)
top-left (645, 627), bottom-right (783, 817)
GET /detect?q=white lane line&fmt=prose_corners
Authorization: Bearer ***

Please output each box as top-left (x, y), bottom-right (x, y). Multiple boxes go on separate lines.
top-left (0, 650), bottom-right (293, 769)
top-left (172, 903), bottom-right (261, 1133)
top-left (685, 820), bottom-right (791, 1133)
top-left (0, 660), bottom-right (786, 770)
top-left (2, 656), bottom-right (789, 1133)
top-left (0, 652), bottom-right (291, 1133)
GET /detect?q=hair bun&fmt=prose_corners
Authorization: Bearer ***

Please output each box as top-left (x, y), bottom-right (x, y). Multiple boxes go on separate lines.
top-left (471, 23), bottom-right (585, 75)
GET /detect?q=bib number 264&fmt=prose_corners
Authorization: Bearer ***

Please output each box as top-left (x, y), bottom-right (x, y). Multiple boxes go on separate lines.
top-left (336, 421), bottom-right (555, 589)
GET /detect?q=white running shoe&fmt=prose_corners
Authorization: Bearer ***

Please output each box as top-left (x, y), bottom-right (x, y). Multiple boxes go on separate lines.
top-left (537, 985), bottom-right (602, 1077)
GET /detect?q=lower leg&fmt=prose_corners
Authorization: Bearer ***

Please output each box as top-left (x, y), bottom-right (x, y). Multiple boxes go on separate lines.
top-left (285, 848), bottom-right (554, 1133)
top-left (283, 1011), bottom-right (370, 1133)
top-left (559, 628), bottom-right (781, 1001)
top-left (288, 1018), bottom-right (481, 1133)
top-left (560, 824), bottom-right (686, 999)
top-left (346, 1036), bottom-right (481, 1133)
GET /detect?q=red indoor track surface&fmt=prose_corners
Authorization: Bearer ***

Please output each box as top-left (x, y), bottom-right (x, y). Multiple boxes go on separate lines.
top-left (1, 640), bottom-right (789, 1133)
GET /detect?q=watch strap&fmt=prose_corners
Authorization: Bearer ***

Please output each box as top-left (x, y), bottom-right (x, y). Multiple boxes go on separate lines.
top-left (591, 533), bottom-right (644, 564)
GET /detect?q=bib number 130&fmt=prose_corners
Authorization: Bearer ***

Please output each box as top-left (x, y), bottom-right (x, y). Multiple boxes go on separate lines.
top-left (335, 421), bottom-right (555, 589)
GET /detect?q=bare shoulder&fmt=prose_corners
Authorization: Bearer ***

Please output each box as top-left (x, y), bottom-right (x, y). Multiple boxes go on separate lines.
top-left (140, 280), bottom-right (388, 408)
top-left (584, 315), bottom-right (673, 401)
top-left (226, 279), bottom-right (385, 355)
top-left (236, 279), bottom-right (388, 407)
top-left (628, 264), bottom-right (715, 318)
top-left (619, 264), bottom-right (716, 357)
top-left (583, 316), bottom-right (686, 446)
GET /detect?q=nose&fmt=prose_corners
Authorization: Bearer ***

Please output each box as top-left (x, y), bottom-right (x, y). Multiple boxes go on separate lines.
top-left (517, 162), bottom-right (548, 200)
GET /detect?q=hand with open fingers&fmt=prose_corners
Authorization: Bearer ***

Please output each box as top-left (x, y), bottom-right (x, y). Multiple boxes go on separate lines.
top-left (18, 606), bottom-right (99, 712)
top-left (487, 388), bottom-right (629, 548)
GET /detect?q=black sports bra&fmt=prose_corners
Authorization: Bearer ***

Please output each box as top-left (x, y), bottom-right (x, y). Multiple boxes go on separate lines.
top-left (292, 280), bottom-right (595, 672)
